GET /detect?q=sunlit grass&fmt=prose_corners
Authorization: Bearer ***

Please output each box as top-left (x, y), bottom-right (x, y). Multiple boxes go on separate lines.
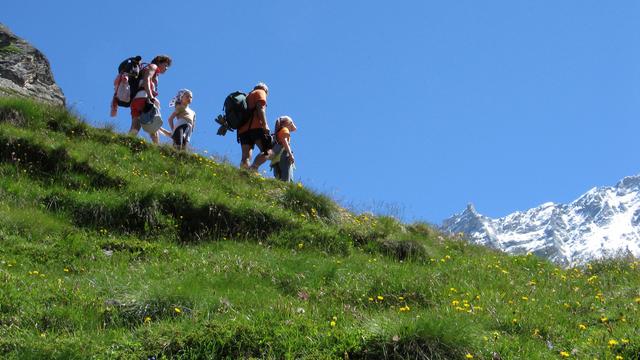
top-left (0, 98), bottom-right (639, 359)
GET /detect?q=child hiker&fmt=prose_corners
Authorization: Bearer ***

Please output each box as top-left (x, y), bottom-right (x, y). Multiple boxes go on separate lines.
top-left (270, 116), bottom-right (296, 182)
top-left (166, 89), bottom-right (196, 150)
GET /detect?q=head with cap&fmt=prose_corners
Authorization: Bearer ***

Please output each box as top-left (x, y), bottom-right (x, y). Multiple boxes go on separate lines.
top-left (275, 115), bottom-right (296, 133)
top-left (254, 82), bottom-right (269, 95)
top-left (169, 89), bottom-right (193, 107)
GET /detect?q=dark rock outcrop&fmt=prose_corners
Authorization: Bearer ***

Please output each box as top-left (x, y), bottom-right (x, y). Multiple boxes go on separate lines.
top-left (0, 23), bottom-right (65, 106)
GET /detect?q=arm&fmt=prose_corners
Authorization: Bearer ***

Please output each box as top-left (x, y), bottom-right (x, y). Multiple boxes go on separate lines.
top-left (255, 104), bottom-right (267, 127)
top-left (144, 65), bottom-right (157, 102)
top-left (282, 135), bottom-right (295, 164)
top-left (191, 114), bottom-right (196, 132)
top-left (167, 109), bottom-right (178, 131)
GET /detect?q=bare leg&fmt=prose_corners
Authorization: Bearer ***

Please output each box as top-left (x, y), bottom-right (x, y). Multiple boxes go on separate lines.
top-left (150, 131), bottom-right (160, 144)
top-left (129, 116), bottom-right (141, 135)
top-left (250, 152), bottom-right (270, 171)
top-left (240, 144), bottom-right (253, 169)
top-left (158, 127), bottom-right (172, 137)
top-left (249, 139), bottom-right (271, 171)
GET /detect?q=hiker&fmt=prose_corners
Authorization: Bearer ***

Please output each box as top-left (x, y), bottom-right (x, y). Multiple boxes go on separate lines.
top-left (270, 116), bottom-right (297, 182)
top-left (128, 55), bottom-right (172, 144)
top-left (237, 82), bottom-right (273, 171)
top-left (167, 89), bottom-right (196, 150)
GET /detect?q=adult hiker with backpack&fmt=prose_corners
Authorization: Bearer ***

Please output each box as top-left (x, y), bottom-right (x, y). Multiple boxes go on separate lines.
top-left (166, 89), bottom-right (196, 150)
top-left (236, 83), bottom-right (273, 171)
top-left (128, 55), bottom-right (172, 144)
top-left (270, 116), bottom-right (297, 182)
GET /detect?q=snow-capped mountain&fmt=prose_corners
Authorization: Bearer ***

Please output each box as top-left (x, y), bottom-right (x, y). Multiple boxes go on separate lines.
top-left (442, 175), bottom-right (640, 266)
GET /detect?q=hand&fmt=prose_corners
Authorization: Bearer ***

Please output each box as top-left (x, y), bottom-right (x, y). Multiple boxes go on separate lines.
top-left (288, 153), bottom-right (295, 164)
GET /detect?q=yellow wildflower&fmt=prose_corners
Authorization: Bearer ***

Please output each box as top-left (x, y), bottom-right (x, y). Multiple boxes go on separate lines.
top-left (174, 307), bottom-right (182, 314)
top-left (559, 351), bottom-right (570, 358)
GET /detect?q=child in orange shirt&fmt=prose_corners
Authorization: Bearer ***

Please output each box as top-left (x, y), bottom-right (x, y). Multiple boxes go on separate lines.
top-left (270, 116), bottom-right (297, 181)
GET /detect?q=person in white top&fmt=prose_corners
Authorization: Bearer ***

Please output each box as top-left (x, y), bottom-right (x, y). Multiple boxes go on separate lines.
top-left (167, 89), bottom-right (196, 150)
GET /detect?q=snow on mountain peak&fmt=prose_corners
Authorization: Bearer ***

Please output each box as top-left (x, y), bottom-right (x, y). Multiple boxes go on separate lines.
top-left (616, 175), bottom-right (640, 191)
top-left (442, 175), bottom-right (640, 266)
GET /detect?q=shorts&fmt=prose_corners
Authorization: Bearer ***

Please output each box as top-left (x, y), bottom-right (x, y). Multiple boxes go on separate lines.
top-left (238, 128), bottom-right (273, 153)
top-left (172, 124), bottom-right (192, 148)
top-left (130, 98), bottom-right (148, 118)
top-left (139, 102), bottom-right (163, 134)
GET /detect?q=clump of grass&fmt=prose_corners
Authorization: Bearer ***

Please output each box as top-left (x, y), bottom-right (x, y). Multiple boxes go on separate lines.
top-left (159, 191), bottom-right (290, 243)
top-left (376, 238), bottom-right (429, 262)
top-left (100, 238), bottom-right (159, 260)
top-left (280, 183), bottom-right (338, 221)
top-left (0, 44), bottom-right (22, 55)
top-left (355, 315), bottom-right (481, 359)
top-left (0, 107), bottom-right (26, 126)
top-left (266, 222), bottom-right (352, 255)
top-left (103, 297), bottom-right (193, 329)
top-left (0, 97), bottom-right (71, 131)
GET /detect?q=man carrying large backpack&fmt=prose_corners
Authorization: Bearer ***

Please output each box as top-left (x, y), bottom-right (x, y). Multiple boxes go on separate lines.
top-left (129, 55), bottom-right (172, 144)
top-left (238, 82), bottom-right (273, 171)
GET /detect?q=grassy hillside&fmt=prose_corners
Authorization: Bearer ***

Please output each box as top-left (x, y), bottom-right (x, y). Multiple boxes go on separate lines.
top-left (0, 98), bottom-right (639, 359)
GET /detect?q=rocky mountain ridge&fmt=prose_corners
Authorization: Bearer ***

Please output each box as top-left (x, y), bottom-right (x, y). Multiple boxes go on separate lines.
top-left (0, 23), bottom-right (65, 106)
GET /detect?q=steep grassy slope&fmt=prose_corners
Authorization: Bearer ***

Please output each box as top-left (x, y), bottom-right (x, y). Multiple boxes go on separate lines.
top-left (0, 98), bottom-right (639, 359)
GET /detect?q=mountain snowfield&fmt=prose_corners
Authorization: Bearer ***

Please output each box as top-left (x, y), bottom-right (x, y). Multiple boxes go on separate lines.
top-left (442, 175), bottom-right (640, 266)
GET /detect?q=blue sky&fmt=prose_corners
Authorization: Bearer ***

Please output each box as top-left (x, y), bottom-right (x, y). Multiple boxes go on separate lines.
top-left (3, 1), bottom-right (640, 224)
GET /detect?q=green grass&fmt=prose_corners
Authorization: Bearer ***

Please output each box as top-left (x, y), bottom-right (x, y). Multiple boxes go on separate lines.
top-left (0, 97), bottom-right (639, 359)
top-left (0, 44), bottom-right (22, 55)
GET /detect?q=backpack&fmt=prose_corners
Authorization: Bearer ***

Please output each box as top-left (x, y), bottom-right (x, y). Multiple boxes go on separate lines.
top-left (222, 91), bottom-right (253, 131)
top-left (113, 56), bottom-right (144, 108)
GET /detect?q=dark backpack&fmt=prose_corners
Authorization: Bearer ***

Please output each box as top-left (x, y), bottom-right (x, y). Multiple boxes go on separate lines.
top-left (113, 56), bottom-right (145, 107)
top-left (222, 91), bottom-right (253, 130)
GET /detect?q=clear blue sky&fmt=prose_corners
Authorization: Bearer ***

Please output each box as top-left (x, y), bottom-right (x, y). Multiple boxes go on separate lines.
top-left (4, 1), bottom-right (640, 224)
